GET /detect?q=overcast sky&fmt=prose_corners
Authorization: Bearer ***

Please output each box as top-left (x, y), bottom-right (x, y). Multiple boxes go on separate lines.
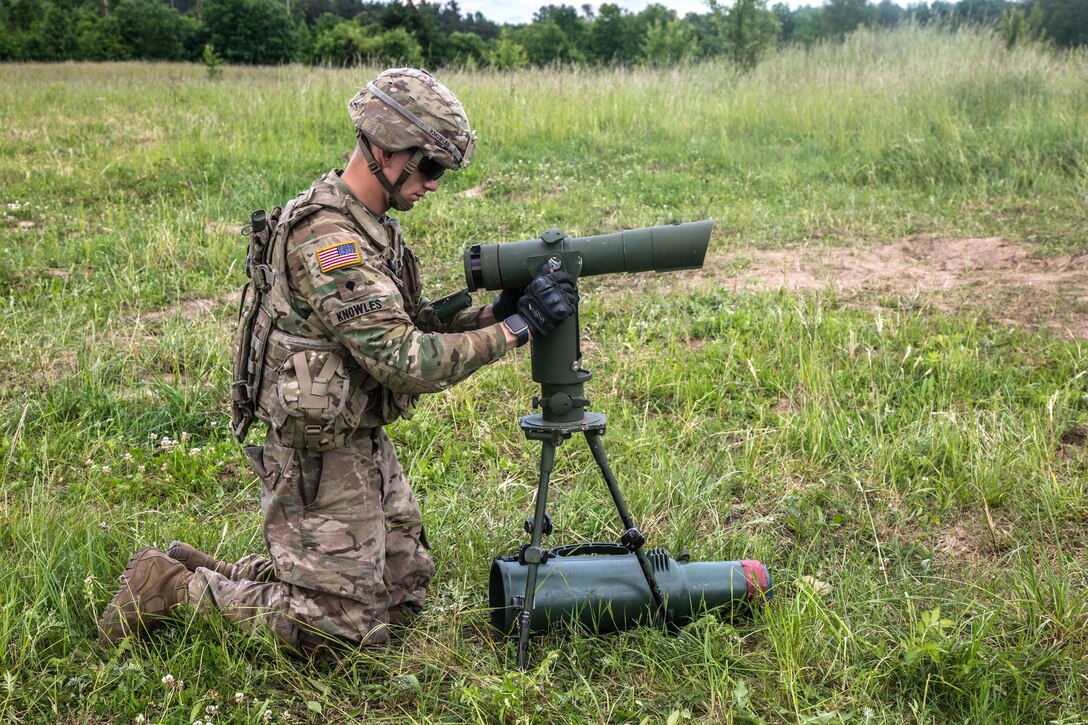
top-left (457, 0), bottom-right (831, 25)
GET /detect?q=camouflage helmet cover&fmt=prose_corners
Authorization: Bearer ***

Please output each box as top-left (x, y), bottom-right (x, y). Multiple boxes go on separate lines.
top-left (348, 68), bottom-right (476, 171)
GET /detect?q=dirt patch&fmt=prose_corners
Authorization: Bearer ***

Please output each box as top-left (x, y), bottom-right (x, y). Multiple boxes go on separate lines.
top-left (932, 509), bottom-right (1018, 567)
top-left (1061, 426), bottom-right (1086, 449)
top-left (140, 297), bottom-right (217, 322)
top-left (205, 220), bottom-right (245, 237)
top-left (1058, 425), bottom-right (1087, 460)
top-left (139, 291), bottom-right (240, 323)
top-left (690, 236), bottom-right (1088, 338)
top-left (935, 524), bottom-right (989, 562)
top-left (456, 181), bottom-right (489, 199)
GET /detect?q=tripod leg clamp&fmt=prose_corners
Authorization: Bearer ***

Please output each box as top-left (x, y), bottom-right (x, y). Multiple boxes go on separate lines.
top-left (518, 544), bottom-right (552, 566)
top-left (620, 527), bottom-right (646, 552)
top-left (524, 512), bottom-right (554, 536)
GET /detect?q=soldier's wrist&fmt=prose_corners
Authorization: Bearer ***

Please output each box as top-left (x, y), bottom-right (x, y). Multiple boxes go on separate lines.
top-left (502, 314), bottom-right (531, 347)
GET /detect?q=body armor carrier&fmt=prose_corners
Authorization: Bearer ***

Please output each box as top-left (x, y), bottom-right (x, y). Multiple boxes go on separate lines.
top-left (231, 183), bottom-right (413, 450)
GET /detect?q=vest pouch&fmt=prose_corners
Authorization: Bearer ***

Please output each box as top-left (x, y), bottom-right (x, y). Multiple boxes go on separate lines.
top-left (260, 331), bottom-right (365, 451)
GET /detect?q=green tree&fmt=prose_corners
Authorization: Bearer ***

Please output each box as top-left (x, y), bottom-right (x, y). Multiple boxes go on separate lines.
top-left (203, 42), bottom-right (223, 78)
top-left (586, 3), bottom-right (639, 64)
top-left (203, 0), bottom-right (297, 64)
top-left (112, 0), bottom-right (187, 59)
top-left (998, 4), bottom-right (1047, 48)
top-left (535, 3), bottom-right (587, 47)
top-left (486, 35), bottom-right (528, 69)
top-left (1034, 0), bottom-right (1088, 47)
top-left (447, 30), bottom-right (486, 66)
top-left (72, 5), bottom-right (127, 60)
top-left (379, 0), bottom-right (446, 66)
top-left (710, 0), bottom-right (779, 71)
top-left (311, 21), bottom-right (422, 66)
top-left (823, 0), bottom-right (875, 38)
top-left (876, 0), bottom-right (904, 27)
top-left (372, 26), bottom-right (423, 65)
top-left (641, 18), bottom-right (698, 65)
top-left (512, 21), bottom-right (583, 65)
top-left (21, 1), bottom-right (78, 60)
top-left (295, 17), bottom-right (315, 62)
top-left (311, 19), bottom-right (367, 64)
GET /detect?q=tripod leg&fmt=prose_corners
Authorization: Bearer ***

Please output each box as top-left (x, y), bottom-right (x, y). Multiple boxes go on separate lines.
top-left (584, 431), bottom-right (672, 629)
top-left (516, 436), bottom-right (557, 669)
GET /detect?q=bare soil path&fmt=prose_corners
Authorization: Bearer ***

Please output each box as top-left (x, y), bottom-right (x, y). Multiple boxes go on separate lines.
top-left (690, 237), bottom-right (1088, 338)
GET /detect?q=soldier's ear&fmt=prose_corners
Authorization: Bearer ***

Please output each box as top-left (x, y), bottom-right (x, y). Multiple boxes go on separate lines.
top-left (372, 145), bottom-right (395, 169)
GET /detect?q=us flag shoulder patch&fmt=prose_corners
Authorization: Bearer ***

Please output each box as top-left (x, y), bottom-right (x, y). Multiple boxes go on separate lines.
top-left (317, 242), bottom-right (362, 273)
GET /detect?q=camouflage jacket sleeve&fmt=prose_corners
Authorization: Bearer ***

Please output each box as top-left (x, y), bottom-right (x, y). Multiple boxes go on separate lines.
top-left (412, 300), bottom-right (490, 333)
top-left (288, 236), bottom-right (509, 396)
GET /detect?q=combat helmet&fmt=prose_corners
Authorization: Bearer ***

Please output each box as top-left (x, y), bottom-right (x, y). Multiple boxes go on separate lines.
top-left (348, 68), bottom-right (477, 211)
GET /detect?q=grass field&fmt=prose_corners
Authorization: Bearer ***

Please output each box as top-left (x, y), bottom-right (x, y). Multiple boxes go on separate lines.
top-left (1, 25), bottom-right (1088, 723)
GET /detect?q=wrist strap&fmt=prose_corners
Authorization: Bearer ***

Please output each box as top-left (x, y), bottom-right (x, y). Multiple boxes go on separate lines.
top-left (504, 314), bottom-right (530, 347)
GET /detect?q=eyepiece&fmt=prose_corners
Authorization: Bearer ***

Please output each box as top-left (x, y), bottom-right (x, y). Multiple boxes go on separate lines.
top-left (466, 244), bottom-right (484, 290)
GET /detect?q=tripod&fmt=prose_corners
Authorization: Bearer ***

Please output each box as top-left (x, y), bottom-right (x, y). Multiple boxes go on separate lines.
top-left (510, 302), bottom-right (670, 668)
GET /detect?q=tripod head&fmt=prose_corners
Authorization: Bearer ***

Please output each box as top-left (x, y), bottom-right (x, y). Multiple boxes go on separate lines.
top-left (463, 221), bottom-right (714, 428)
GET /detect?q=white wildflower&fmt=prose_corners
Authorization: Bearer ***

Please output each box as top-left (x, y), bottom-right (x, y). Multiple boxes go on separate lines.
top-left (85, 459), bottom-right (94, 467)
top-left (137, 465), bottom-right (146, 473)
top-left (188, 448), bottom-right (201, 457)
top-left (234, 692), bottom-right (245, 704)
top-left (161, 462), bottom-right (168, 472)
top-left (181, 432), bottom-right (192, 442)
top-left (161, 674), bottom-right (175, 686)
top-left (123, 452), bottom-right (134, 462)
top-left (101, 466), bottom-right (111, 474)
top-left (205, 705), bottom-right (218, 716)
top-left (150, 433), bottom-right (158, 441)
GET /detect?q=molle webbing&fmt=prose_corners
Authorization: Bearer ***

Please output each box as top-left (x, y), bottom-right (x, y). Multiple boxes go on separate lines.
top-left (232, 183), bottom-right (357, 444)
top-left (291, 350), bottom-right (342, 412)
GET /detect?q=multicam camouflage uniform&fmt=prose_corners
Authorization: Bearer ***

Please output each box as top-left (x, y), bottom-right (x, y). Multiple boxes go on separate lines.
top-left (195, 170), bottom-right (508, 657)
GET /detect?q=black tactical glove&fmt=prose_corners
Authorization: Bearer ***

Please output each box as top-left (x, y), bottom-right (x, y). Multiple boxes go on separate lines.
top-left (515, 271), bottom-right (579, 339)
top-left (490, 287), bottom-right (524, 321)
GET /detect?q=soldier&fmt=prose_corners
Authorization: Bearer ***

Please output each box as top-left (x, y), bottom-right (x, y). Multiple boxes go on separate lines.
top-left (98, 68), bottom-right (579, 659)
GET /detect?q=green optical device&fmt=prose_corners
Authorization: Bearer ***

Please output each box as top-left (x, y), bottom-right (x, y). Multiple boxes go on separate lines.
top-left (457, 221), bottom-right (771, 668)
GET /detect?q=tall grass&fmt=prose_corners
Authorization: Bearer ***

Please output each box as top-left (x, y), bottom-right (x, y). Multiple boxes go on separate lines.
top-left (0, 26), bottom-right (1086, 723)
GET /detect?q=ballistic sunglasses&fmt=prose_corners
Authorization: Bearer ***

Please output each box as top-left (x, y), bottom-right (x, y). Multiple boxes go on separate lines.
top-left (417, 154), bottom-right (446, 181)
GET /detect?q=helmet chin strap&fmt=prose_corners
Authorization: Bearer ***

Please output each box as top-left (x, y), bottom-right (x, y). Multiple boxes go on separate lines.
top-left (358, 137), bottom-right (425, 212)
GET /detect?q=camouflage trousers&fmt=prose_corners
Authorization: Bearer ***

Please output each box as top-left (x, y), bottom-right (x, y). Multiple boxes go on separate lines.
top-left (189, 427), bottom-right (434, 658)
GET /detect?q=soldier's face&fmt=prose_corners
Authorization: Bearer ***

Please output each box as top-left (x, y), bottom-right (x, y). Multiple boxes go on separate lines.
top-left (384, 150), bottom-right (442, 204)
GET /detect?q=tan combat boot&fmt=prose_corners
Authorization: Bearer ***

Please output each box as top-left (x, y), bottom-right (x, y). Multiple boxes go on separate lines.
top-left (97, 547), bottom-right (193, 648)
top-left (166, 540), bottom-right (233, 578)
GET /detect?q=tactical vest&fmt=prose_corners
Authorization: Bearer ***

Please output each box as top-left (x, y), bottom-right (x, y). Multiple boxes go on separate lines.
top-left (231, 180), bottom-right (421, 451)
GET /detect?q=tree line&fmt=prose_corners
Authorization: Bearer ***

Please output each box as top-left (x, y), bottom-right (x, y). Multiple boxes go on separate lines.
top-left (0, 0), bottom-right (1083, 67)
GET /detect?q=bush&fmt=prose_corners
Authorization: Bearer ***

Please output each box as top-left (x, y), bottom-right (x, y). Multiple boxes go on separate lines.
top-left (310, 21), bottom-right (422, 66)
top-left (641, 18), bottom-right (699, 65)
top-left (203, 0), bottom-right (297, 64)
top-left (486, 36), bottom-right (529, 70)
top-left (512, 21), bottom-right (583, 66)
top-left (112, 0), bottom-right (187, 60)
top-left (72, 5), bottom-right (127, 60)
top-left (447, 30), bottom-right (487, 67)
